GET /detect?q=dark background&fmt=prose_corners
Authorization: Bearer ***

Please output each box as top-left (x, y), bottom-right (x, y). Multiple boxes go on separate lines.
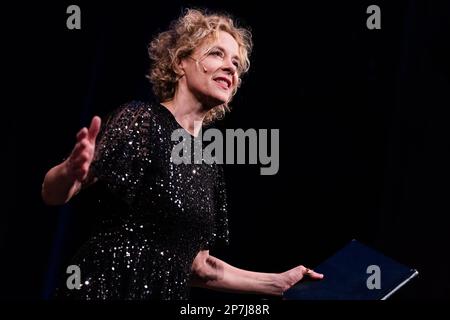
top-left (3, 0), bottom-right (450, 300)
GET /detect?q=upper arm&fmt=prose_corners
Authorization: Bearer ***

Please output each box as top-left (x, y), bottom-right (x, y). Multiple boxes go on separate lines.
top-left (88, 101), bottom-right (152, 204)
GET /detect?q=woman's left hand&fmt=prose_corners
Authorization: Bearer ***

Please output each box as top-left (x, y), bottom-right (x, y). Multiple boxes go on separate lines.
top-left (274, 265), bottom-right (324, 295)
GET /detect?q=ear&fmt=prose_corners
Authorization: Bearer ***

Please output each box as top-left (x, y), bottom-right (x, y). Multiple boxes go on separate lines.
top-left (174, 57), bottom-right (187, 77)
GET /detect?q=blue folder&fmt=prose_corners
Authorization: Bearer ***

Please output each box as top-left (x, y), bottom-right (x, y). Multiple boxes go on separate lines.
top-left (283, 239), bottom-right (419, 300)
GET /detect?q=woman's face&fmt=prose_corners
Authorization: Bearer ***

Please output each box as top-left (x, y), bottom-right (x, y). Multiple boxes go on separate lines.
top-left (179, 31), bottom-right (241, 108)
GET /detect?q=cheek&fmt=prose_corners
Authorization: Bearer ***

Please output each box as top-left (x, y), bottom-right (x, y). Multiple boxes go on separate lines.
top-left (187, 70), bottom-right (209, 89)
top-left (203, 57), bottom-right (223, 72)
top-left (188, 73), bottom-right (217, 96)
top-left (229, 77), bottom-right (239, 93)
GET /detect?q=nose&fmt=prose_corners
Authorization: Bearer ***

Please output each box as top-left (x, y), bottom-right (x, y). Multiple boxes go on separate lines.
top-left (222, 57), bottom-right (237, 76)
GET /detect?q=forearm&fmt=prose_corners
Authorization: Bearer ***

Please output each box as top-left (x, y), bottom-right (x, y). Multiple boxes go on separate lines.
top-left (190, 255), bottom-right (282, 296)
top-left (41, 160), bottom-right (81, 206)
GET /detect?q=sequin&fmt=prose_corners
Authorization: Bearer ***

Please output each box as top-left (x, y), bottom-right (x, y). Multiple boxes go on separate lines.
top-left (55, 101), bottom-right (229, 300)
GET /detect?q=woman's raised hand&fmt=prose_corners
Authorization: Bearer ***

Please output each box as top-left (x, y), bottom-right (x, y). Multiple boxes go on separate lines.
top-left (65, 116), bottom-right (101, 182)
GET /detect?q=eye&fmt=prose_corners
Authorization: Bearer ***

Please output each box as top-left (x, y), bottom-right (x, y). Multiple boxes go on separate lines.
top-left (209, 50), bottom-right (224, 58)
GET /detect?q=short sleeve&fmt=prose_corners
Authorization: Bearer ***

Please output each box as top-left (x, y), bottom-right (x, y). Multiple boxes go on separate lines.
top-left (203, 164), bottom-right (230, 250)
top-left (88, 101), bottom-right (152, 205)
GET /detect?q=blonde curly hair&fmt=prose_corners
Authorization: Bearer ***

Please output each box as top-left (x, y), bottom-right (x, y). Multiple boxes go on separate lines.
top-left (148, 8), bottom-right (253, 124)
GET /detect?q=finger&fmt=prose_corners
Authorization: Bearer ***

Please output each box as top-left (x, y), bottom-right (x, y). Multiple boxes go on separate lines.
top-left (76, 127), bottom-right (88, 141)
top-left (288, 265), bottom-right (307, 282)
top-left (88, 116), bottom-right (101, 143)
top-left (72, 139), bottom-right (92, 157)
top-left (70, 144), bottom-right (84, 161)
top-left (295, 265), bottom-right (307, 275)
top-left (71, 152), bottom-right (92, 167)
top-left (74, 171), bottom-right (87, 182)
top-left (80, 163), bottom-right (90, 181)
top-left (74, 163), bottom-right (89, 181)
top-left (305, 269), bottom-right (324, 280)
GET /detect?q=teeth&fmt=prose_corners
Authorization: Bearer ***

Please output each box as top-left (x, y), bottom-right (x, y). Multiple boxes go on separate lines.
top-left (215, 79), bottom-right (228, 87)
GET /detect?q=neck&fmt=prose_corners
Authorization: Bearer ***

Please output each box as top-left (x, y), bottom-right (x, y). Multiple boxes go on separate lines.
top-left (161, 86), bottom-right (208, 137)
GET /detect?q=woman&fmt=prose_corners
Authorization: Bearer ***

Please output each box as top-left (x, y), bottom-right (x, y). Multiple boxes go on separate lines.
top-left (42, 8), bottom-right (323, 300)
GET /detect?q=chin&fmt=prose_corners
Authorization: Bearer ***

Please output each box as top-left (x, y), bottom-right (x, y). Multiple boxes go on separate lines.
top-left (201, 93), bottom-right (229, 109)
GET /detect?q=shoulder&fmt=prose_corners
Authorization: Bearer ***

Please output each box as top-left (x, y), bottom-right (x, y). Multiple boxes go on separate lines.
top-left (105, 101), bottom-right (152, 124)
top-left (100, 100), bottom-right (158, 135)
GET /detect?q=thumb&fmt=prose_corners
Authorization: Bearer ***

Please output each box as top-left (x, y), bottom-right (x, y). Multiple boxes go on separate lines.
top-left (88, 116), bottom-right (101, 143)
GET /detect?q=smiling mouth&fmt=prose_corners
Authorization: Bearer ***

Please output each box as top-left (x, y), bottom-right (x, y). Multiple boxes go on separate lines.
top-left (213, 77), bottom-right (231, 90)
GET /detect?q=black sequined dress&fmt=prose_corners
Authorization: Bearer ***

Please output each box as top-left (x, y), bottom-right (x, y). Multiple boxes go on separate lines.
top-left (56, 101), bottom-right (229, 300)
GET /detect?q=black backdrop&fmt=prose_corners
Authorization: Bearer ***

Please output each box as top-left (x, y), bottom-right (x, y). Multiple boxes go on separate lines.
top-left (3, 0), bottom-right (450, 300)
